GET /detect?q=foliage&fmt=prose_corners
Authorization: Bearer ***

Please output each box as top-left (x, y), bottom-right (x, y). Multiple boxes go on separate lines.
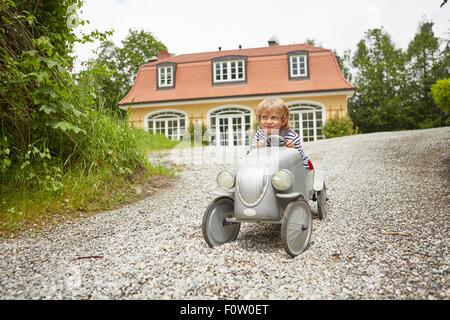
top-left (0, 0), bottom-right (174, 235)
top-left (348, 23), bottom-right (449, 133)
top-left (405, 20), bottom-right (449, 128)
top-left (1, 0), bottom-right (80, 65)
top-left (323, 116), bottom-right (358, 138)
top-left (77, 29), bottom-right (167, 110)
top-left (304, 38), bottom-right (322, 47)
top-left (1, 0), bottom-right (90, 191)
top-left (335, 49), bottom-right (353, 82)
top-left (187, 123), bottom-right (210, 146)
top-left (349, 28), bottom-right (409, 133)
top-left (0, 1), bottom-right (151, 182)
top-left (431, 78), bottom-right (450, 114)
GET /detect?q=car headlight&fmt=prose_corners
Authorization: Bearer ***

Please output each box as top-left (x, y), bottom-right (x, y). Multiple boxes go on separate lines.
top-left (272, 169), bottom-right (293, 191)
top-left (216, 170), bottom-right (235, 190)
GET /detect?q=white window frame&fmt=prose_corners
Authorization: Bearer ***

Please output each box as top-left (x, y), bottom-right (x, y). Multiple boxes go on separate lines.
top-left (145, 110), bottom-right (187, 141)
top-left (289, 55), bottom-right (308, 78)
top-left (158, 66), bottom-right (174, 87)
top-left (213, 60), bottom-right (245, 83)
top-left (288, 102), bottom-right (325, 142)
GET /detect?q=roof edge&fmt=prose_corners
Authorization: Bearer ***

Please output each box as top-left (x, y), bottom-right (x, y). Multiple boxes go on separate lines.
top-left (143, 44), bottom-right (332, 66)
top-left (118, 88), bottom-right (356, 107)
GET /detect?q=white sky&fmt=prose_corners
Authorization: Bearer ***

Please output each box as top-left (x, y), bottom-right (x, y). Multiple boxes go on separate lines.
top-left (73, 0), bottom-right (449, 71)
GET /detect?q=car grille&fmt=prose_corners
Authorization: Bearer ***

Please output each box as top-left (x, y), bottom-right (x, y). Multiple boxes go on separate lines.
top-left (236, 167), bottom-right (268, 207)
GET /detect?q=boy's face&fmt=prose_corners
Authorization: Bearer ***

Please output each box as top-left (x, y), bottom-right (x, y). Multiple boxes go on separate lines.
top-left (260, 110), bottom-right (288, 134)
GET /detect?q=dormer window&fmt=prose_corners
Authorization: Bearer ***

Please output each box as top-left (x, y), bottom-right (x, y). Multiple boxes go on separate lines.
top-left (288, 52), bottom-right (308, 79)
top-left (212, 56), bottom-right (247, 84)
top-left (157, 63), bottom-right (176, 89)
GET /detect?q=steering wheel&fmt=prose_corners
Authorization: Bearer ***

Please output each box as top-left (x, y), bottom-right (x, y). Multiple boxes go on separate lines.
top-left (265, 134), bottom-right (287, 147)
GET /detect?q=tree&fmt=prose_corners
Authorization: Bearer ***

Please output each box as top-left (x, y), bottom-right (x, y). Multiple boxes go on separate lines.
top-left (334, 49), bottom-right (353, 82)
top-left (119, 30), bottom-right (167, 83)
top-left (349, 28), bottom-right (410, 132)
top-left (406, 20), bottom-right (448, 128)
top-left (78, 29), bottom-right (167, 109)
top-left (304, 38), bottom-right (321, 47)
top-left (78, 40), bottom-right (123, 109)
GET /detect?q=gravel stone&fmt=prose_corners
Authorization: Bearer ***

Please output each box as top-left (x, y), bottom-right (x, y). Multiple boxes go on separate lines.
top-left (0, 127), bottom-right (449, 299)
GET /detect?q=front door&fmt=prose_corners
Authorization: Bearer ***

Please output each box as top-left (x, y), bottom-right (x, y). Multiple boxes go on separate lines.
top-left (216, 115), bottom-right (244, 146)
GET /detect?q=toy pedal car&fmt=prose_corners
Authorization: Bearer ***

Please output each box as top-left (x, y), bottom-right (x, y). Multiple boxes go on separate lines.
top-left (202, 135), bottom-right (328, 257)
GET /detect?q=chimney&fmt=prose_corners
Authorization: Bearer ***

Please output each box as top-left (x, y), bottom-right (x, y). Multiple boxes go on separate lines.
top-left (147, 56), bottom-right (158, 63)
top-left (157, 50), bottom-right (171, 60)
top-left (268, 39), bottom-right (279, 46)
top-left (268, 35), bottom-right (280, 47)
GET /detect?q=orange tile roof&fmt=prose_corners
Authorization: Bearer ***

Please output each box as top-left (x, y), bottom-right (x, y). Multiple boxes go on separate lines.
top-left (119, 44), bottom-right (354, 105)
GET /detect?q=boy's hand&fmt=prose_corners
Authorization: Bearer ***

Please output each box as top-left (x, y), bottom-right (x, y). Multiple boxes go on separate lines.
top-left (285, 140), bottom-right (294, 148)
top-left (257, 140), bottom-right (266, 148)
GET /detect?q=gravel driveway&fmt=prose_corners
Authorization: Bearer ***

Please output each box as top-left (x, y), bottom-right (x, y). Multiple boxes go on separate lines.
top-left (1, 127), bottom-right (449, 299)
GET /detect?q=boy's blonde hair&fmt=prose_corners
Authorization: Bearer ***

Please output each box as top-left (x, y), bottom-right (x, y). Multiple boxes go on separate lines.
top-left (256, 97), bottom-right (290, 129)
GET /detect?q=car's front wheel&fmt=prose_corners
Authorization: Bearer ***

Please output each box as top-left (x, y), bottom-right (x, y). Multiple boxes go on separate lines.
top-left (202, 196), bottom-right (240, 247)
top-left (281, 199), bottom-right (312, 257)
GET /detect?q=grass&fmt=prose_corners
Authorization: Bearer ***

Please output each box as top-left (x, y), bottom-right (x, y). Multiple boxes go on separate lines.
top-left (0, 163), bottom-right (175, 237)
top-left (135, 131), bottom-right (209, 151)
top-left (134, 130), bottom-right (179, 151)
top-left (0, 128), bottom-right (179, 237)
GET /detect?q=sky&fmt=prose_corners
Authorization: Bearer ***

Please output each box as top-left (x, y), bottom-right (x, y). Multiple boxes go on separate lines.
top-left (73, 0), bottom-right (449, 71)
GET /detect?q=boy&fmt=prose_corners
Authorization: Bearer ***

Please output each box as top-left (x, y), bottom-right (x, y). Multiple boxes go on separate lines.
top-left (250, 97), bottom-right (314, 170)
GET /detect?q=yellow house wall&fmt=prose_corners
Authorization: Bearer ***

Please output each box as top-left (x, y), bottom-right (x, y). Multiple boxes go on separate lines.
top-left (125, 94), bottom-right (350, 129)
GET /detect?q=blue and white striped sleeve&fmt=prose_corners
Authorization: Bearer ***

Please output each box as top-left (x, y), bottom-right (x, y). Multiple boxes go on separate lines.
top-left (249, 129), bottom-right (265, 151)
top-left (285, 129), bottom-right (309, 167)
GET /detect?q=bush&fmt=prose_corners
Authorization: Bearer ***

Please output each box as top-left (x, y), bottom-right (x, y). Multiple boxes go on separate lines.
top-left (323, 116), bottom-right (358, 138)
top-left (187, 123), bottom-right (210, 146)
top-left (0, 112), bottom-right (177, 236)
top-left (0, 1), bottom-right (175, 235)
top-left (431, 78), bottom-right (450, 114)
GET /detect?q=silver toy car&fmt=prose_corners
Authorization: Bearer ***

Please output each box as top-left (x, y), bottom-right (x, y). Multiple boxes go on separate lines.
top-left (202, 135), bottom-right (328, 257)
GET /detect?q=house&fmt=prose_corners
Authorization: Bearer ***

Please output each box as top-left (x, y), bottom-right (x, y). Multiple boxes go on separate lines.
top-left (118, 41), bottom-right (355, 145)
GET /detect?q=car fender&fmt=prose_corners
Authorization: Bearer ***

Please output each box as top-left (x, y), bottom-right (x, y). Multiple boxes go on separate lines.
top-left (213, 190), bottom-right (234, 198)
top-left (313, 170), bottom-right (325, 191)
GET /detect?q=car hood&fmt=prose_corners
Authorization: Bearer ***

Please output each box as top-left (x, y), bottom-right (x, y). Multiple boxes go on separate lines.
top-left (239, 147), bottom-right (301, 174)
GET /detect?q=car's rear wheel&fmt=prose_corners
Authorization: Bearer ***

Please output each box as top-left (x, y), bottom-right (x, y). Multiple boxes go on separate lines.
top-left (202, 197), bottom-right (240, 247)
top-left (281, 199), bottom-right (312, 257)
top-left (317, 183), bottom-right (328, 220)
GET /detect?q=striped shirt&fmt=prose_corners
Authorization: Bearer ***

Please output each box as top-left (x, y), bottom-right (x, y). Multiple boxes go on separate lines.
top-left (249, 128), bottom-right (309, 167)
